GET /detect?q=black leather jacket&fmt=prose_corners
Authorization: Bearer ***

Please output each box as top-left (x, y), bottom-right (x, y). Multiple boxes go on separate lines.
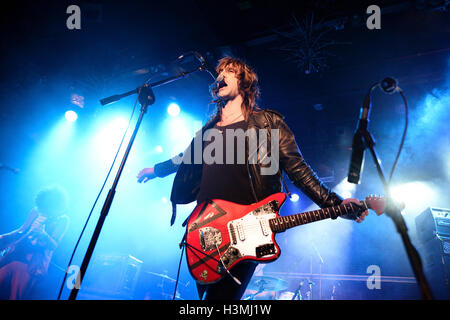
top-left (154, 109), bottom-right (346, 224)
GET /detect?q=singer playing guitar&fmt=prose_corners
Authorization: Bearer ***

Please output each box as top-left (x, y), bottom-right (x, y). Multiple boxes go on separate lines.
top-left (138, 56), bottom-right (380, 300)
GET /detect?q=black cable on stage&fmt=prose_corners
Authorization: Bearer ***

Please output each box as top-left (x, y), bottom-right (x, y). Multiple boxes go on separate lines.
top-left (388, 88), bottom-right (408, 184)
top-left (172, 242), bottom-right (185, 300)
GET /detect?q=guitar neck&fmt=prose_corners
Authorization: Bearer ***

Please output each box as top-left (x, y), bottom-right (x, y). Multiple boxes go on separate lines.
top-left (269, 201), bottom-right (368, 233)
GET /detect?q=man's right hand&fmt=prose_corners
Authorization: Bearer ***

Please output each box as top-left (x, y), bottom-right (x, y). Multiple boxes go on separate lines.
top-left (137, 167), bottom-right (156, 183)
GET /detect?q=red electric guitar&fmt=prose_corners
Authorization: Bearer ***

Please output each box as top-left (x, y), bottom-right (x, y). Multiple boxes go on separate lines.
top-left (185, 192), bottom-right (386, 284)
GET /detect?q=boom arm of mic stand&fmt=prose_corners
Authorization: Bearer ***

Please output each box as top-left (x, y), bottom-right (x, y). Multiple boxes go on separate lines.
top-left (100, 68), bottom-right (198, 106)
top-left (360, 129), bottom-right (433, 300)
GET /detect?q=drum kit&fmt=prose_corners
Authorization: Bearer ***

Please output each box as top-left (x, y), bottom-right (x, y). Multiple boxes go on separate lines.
top-left (243, 276), bottom-right (315, 300)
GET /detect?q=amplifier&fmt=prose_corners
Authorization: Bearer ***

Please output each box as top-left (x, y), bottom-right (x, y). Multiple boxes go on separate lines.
top-left (415, 207), bottom-right (450, 243)
top-left (80, 254), bottom-right (143, 299)
top-left (415, 207), bottom-right (450, 299)
top-left (417, 234), bottom-right (450, 299)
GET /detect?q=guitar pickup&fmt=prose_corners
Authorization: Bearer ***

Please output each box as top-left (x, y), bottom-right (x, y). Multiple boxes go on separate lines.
top-left (256, 243), bottom-right (275, 258)
top-left (259, 219), bottom-right (270, 236)
top-left (236, 222), bottom-right (245, 241)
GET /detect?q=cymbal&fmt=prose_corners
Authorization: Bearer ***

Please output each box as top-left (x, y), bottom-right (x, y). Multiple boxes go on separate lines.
top-left (247, 276), bottom-right (288, 291)
top-left (146, 271), bottom-right (189, 287)
top-left (146, 271), bottom-right (177, 282)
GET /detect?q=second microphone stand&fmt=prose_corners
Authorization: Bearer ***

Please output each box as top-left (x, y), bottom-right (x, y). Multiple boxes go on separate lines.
top-left (359, 125), bottom-right (433, 300)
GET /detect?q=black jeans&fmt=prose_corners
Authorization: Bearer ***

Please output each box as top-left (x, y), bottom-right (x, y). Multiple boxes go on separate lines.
top-left (196, 261), bottom-right (257, 300)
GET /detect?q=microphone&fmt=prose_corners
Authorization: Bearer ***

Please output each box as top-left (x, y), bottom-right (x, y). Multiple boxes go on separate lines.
top-left (347, 84), bottom-right (376, 184)
top-left (380, 77), bottom-right (398, 94)
top-left (193, 51), bottom-right (218, 80)
top-left (208, 73), bottom-right (226, 95)
top-left (348, 77), bottom-right (398, 184)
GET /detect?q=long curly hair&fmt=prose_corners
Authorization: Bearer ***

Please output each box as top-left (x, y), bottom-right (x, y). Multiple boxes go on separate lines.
top-left (210, 56), bottom-right (261, 122)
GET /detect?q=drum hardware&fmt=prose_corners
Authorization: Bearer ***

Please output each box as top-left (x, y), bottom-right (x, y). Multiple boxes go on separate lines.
top-left (244, 276), bottom-right (288, 300)
top-left (247, 276), bottom-right (288, 291)
top-left (145, 270), bottom-right (188, 300)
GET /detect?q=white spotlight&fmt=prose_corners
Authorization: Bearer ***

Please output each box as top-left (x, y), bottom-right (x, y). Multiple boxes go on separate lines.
top-left (390, 181), bottom-right (435, 214)
top-left (167, 103), bottom-right (180, 117)
top-left (333, 178), bottom-right (356, 199)
top-left (290, 193), bottom-right (299, 202)
top-left (65, 110), bottom-right (78, 122)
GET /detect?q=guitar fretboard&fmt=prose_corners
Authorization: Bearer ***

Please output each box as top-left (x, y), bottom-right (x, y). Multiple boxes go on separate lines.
top-left (269, 201), bottom-right (369, 233)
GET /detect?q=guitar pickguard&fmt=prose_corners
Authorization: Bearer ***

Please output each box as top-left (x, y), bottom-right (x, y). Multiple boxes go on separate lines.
top-left (216, 206), bottom-right (278, 274)
top-left (225, 207), bottom-right (278, 260)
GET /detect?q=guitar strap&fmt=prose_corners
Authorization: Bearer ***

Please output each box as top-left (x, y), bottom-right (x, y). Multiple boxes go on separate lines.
top-left (173, 235), bottom-right (186, 301)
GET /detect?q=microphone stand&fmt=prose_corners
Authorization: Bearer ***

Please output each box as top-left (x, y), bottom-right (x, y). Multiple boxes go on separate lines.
top-left (68, 64), bottom-right (207, 300)
top-left (358, 126), bottom-right (433, 300)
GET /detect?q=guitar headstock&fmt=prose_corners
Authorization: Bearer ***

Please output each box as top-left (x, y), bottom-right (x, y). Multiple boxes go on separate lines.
top-left (364, 195), bottom-right (386, 215)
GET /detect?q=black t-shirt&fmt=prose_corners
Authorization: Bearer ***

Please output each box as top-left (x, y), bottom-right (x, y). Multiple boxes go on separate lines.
top-left (196, 120), bottom-right (255, 205)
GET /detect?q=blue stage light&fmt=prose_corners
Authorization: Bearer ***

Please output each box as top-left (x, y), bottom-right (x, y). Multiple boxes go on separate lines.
top-left (290, 193), bottom-right (299, 202)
